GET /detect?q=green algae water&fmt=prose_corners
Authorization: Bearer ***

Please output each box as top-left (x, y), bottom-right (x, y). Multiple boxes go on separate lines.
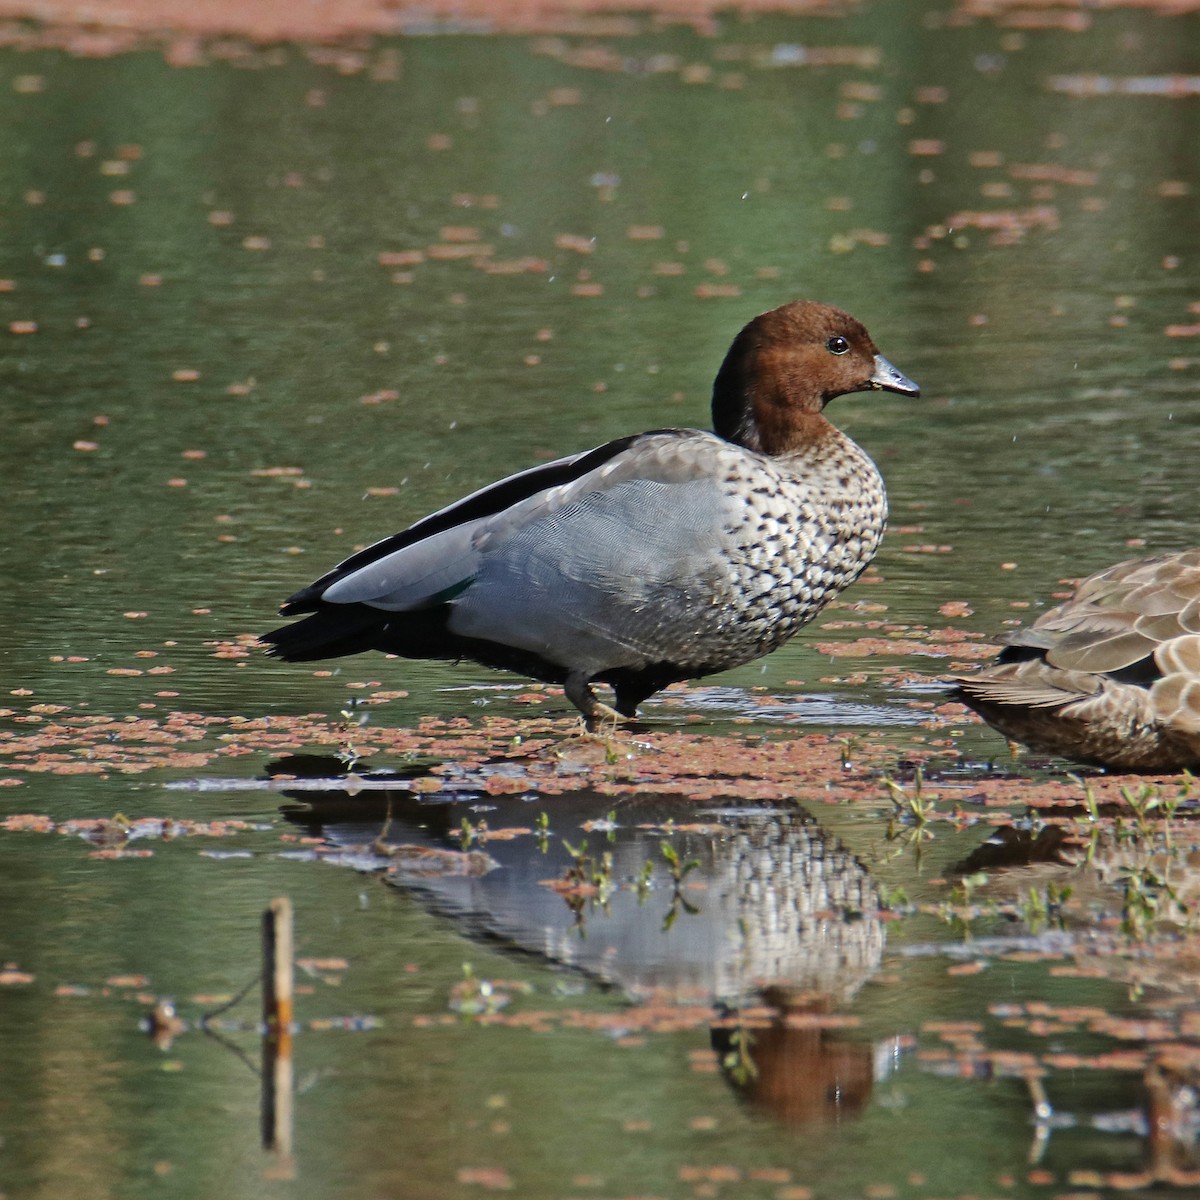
top-left (2, 5), bottom-right (1200, 1198)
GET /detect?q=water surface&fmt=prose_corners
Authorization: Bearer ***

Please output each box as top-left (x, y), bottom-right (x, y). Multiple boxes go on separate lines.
top-left (2, 5), bottom-right (1199, 1197)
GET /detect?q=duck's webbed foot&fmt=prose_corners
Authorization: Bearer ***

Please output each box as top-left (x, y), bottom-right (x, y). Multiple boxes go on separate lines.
top-left (565, 672), bottom-right (634, 733)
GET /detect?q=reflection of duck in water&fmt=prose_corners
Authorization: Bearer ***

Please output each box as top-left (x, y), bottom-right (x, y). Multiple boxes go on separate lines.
top-left (955, 551), bottom-right (1200, 771)
top-left (1143, 1056), bottom-right (1200, 1186)
top-left (712, 990), bottom-right (884, 1128)
top-left (277, 758), bottom-right (907, 1127)
top-left (953, 818), bottom-right (1200, 937)
top-left (1025, 1047), bottom-right (1200, 1187)
top-left (710, 812), bottom-right (885, 1006)
top-left (275, 760), bottom-right (886, 1008)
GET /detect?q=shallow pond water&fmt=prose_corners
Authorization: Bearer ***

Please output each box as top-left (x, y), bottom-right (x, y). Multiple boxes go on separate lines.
top-left (2, 3), bottom-right (1200, 1198)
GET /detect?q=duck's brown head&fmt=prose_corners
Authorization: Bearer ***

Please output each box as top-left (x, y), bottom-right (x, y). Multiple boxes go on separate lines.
top-left (711, 300), bottom-right (919, 455)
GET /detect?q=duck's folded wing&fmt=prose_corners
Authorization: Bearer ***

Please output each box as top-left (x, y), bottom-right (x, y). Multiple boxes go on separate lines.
top-left (1000, 551), bottom-right (1200, 674)
top-left (278, 433), bottom-right (649, 614)
top-left (445, 434), bottom-right (777, 670)
top-left (452, 476), bottom-right (727, 643)
top-left (280, 430), bottom-right (707, 618)
top-left (956, 663), bottom-right (1104, 710)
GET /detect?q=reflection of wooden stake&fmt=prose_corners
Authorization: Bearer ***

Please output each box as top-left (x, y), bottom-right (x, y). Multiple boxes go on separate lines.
top-left (262, 898), bottom-right (295, 1165)
top-left (1026, 1074), bottom-right (1052, 1165)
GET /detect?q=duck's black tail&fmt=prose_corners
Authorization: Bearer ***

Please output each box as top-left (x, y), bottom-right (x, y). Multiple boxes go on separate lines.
top-left (260, 605), bottom-right (389, 662)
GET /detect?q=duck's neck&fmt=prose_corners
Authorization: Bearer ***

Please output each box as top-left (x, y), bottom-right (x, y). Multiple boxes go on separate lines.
top-left (712, 343), bottom-right (832, 457)
top-left (749, 409), bottom-right (837, 457)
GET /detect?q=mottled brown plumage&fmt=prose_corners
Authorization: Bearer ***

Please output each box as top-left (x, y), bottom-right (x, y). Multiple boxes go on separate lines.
top-left (955, 550), bottom-right (1200, 771)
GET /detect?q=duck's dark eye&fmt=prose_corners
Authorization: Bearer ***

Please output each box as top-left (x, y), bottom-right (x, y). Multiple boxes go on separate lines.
top-left (827, 335), bottom-right (850, 355)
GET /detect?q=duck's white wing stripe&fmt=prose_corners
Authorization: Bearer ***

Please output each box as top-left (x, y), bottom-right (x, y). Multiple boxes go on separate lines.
top-left (321, 522), bottom-right (482, 609)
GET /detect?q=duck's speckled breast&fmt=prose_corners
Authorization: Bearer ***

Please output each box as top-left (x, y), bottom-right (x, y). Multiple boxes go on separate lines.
top-left (691, 428), bottom-right (886, 668)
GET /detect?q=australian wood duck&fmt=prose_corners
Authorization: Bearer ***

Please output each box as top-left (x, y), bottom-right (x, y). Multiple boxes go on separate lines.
top-left (262, 300), bottom-right (918, 727)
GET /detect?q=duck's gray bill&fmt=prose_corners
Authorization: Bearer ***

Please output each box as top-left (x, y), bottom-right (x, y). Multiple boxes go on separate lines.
top-left (870, 354), bottom-right (920, 397)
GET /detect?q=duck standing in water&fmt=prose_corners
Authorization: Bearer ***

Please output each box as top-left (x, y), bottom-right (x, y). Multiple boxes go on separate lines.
top-left (955, 550), bottom-right (1200, 771)
top-left (262, 300), bottom-right (919, 728)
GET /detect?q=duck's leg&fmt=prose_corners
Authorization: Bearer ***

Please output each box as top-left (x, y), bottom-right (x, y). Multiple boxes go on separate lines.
top-left (613, 681), bottom-right (653, 720)
top-left (565, 671), bottom-right (630, 732)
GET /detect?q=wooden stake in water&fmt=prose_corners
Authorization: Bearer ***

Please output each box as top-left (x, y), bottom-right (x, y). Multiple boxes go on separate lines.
top-left (262, 896), bottom-right (294, 1041)
top-left (262, 897), bottom-right (295, 1162)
